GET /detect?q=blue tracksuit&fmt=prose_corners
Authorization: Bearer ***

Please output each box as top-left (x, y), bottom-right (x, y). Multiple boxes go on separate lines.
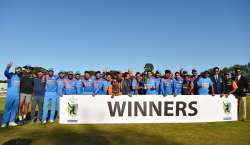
top-left (93, 79), bottom-right (104, 95)
top-left (161, 78), bottom-right (174, 95)
top-left (57, 78), bottom-right (65, 96)
top-left (56, 78), bottom-right (65, 118)
top-left (82, 78), bottom-right (94, 95)
top-left (102, 79), bottom-right (111, 95)
top-left (75, 79), bottom-right (84, 95)
top-left (146, 77), bottom-right (157, 95)
top-left (2, 68), bottom-right (20, 124)
top-left (64, 79), bottom-right (77, 95)
top-left (155, 78), bottom-right (161, 95)
top-left (42, 75), bottom-right (58, 122)
top-left (173, 79), bottom-right (183, 95)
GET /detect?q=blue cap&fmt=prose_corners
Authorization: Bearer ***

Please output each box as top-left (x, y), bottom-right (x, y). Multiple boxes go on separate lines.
top-left (48, 68), bottom-right (54, 72)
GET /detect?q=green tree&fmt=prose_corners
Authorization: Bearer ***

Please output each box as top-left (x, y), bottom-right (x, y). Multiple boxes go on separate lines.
top-left (144, 63), bottom-right (154, 72)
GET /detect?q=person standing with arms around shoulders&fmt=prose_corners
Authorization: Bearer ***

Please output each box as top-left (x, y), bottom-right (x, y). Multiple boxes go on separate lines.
top-left (31, 70), bottom-right (45, 124)
top-left (56, 70), bottom-right (65, 119)
top-left (1, 62), bottom-right (22, 127)
top-left (19, 65), bottom-right (34, 123)
top-left (42, 68), bottom-right (58, 124)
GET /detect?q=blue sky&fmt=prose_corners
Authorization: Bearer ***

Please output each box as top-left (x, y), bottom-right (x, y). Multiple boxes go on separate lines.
top-left (0, 0), bottom-right (249, 79)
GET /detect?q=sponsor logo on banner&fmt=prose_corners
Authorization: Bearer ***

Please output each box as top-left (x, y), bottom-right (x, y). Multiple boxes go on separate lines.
top-left (67, 96), bottom-right (79, 123)
top-left (222, 99), bottom-right (232, 120)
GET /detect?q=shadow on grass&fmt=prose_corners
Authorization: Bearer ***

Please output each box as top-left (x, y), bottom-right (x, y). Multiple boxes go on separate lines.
top-left (0, 125), bottom-right (182, 145)
top-left (2, 138), bottom-right (32, 145)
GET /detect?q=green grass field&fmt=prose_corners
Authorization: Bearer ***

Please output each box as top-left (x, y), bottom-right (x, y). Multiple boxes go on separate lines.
top-left (0, 97), bottom-right (250, 145)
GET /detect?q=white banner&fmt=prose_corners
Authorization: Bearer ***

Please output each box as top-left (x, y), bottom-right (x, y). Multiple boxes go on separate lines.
top-left (59, 95), bottom-right (238, 124)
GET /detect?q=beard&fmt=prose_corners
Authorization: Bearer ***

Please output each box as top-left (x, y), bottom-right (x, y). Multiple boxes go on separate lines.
top-left (16, 72), bottom-right (23, 77)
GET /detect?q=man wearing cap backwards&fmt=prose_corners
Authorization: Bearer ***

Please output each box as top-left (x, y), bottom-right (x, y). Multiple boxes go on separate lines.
top-left (19, 64), bottom-right (34, 123)
top-left (1, 62), bottom-right (22, 127)
top-left (75, 71), bottom-right (84, 95)
top-left (56, 70), bottom-right (65, 118)
top-left (197, 71), bottom-right (215, 96)
top-left (82, 71), bottom-right (95, 95)
top-left (64, 71), bottom-right (77, 95)
top-left (42, 68), bottom-right (58, 124)
top-left (93, 71), bottom-right (104, 95)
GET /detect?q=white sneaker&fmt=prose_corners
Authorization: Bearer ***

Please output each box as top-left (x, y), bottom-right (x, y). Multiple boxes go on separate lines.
top-left (1, 124), bottom-right (7, 128)
top-left (23, 115), bottom-right (26, 120)
top-left (42, 121), bottom-right (47, 124)
top-left (50, 120), bottom-right (54, 123)
top-left (19, 116), bottom-right (22, 121)
top-left (9, 122), bottom-right (17, 127)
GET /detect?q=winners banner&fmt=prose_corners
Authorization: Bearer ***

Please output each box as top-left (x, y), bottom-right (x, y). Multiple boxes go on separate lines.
top-left (59, 95), bottom-right (238, 124)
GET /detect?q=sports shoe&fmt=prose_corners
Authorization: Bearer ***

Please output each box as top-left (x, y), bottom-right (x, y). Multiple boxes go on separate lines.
top-left (42, 121), bottom-right (47, 125)
top-left (9, 122), bottom-right (18, 127)
top-left (1, 124), bottom-right (7, 128)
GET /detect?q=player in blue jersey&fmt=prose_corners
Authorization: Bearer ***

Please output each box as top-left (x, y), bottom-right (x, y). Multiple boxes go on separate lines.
top-left (64, 71), bottom-right (77, 95)
top-left (42, 68), bottom-right (58, 124)
top-left (102, 73), bottom-right (112, 95)
top-left (173, 72), bottom-right (183, 96)
top-left (155, 71), bottom-right (162, 95)
top-left (161, 70), bottom-right (174, 96)
top-left (145, 71), bottom-right (157, 95)
top-left (1, 62), bottom-right (22, 127)
top-left (93, 71), bottom-right (104, 96)
top-left (75, 71), bottom-right (84, 95)
top-left (132, 72), bottom-right (146, 95)
top-left (56, 70), bottom-right (65, 119)
top-left (82, 71), bottom-right (95, 95)
top-left (197, 71), bottom-right (215, 95)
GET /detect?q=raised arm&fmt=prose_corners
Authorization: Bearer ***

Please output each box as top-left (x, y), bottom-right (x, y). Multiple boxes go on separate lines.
top-left (4, 62), bottom-right (13, 79)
